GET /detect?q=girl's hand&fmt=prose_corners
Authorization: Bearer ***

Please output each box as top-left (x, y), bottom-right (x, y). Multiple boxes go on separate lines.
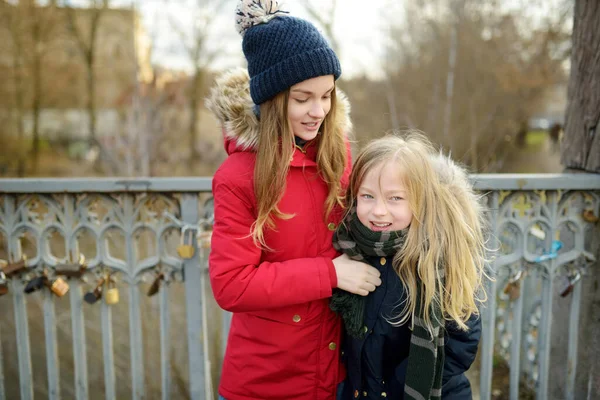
top-left (332, 253), bottom-right (382, 296)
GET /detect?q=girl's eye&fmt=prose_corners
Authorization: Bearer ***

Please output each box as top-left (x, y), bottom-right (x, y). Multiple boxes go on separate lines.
top-left (360, 194), bottom-right (374, 200)
top-left (390, 196), bottom-right (403, 201)
top-left (322, 94), bottom-right (331, 100)
top-left (295, 98), bottom-right (308, 103)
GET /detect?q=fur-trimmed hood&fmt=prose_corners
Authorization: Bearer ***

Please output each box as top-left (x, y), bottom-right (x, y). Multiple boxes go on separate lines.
top-left (431, 153), bottom-right (473, 192)
top-left (205, 67), bottom-right (352, 155)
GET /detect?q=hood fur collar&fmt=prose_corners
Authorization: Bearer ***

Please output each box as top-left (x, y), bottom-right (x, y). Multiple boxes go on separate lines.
top-left (205, 68), bottom-right (352, 151)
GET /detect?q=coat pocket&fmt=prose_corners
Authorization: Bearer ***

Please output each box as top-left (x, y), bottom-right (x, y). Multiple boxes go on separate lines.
top-left (248, 303), bottom-right (310, 326)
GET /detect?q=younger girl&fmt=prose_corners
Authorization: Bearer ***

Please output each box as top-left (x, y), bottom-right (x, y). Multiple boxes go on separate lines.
top-left (332, 132), bottom-right (488, 399)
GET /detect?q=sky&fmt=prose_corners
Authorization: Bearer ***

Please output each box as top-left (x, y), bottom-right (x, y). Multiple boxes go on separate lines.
top-left (103, 0), bottom-right (568, 80)
top-left (133, 0), bottom-right (398, 79)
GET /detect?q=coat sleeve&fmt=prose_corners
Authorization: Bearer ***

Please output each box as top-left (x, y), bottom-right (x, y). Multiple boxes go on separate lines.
top-left (442, 313), bottom-right (482, 384)
top-left (208, 169), bottom-right (338, 313)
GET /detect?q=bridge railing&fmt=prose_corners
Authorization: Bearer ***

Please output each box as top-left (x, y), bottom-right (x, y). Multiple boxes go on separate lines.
top-left (0, 174), bottom-right (598, 400)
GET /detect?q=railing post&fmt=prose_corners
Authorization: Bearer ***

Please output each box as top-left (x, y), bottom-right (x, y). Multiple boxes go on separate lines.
top-left (181, 194), bottom-right (205, 400)
top-left (5, 196), bottom-right (34, 400)
top-left (480, 191), bottom-right (499, 400)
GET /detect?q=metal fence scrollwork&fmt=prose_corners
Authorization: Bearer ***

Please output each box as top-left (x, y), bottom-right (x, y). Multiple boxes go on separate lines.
top-left (0, 175), bottom-right (599, 400)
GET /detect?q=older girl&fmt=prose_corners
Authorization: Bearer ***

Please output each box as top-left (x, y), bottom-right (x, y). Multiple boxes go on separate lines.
top-left (206, 1), bottom-right (381, 399)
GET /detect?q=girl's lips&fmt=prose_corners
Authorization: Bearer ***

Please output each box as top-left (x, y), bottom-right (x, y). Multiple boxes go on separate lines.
top-left (302, 121), bottom-right (321, 131)
top-left (370, 221), bottom-right (391, 232)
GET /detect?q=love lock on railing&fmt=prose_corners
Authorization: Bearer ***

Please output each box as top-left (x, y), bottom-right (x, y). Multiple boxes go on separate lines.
top-left (0, 255), bottom-right (29, 278)
top-left (0, 271), bottom-right (9, 296)
top-left (83, 271), bottom-right (119, 305)
top-left (147, 271), bottom-right (166, 297)
top-left (533, 240), bottom-right (563, 263)
top-left (23, 268), bottom-right (70, 297)
top-left (559, 254), bottom-right (595, 297)
top-left (503, 267), bottom-right (526, 301)
top-left (55, 254), bottom-right (88, 279)
top-left (177, 226), bottom-right (196, 260)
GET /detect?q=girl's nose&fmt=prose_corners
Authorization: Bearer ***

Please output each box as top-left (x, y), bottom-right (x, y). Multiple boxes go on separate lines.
top-left (308, 101), bottom-right (325, 118)
top-left (372, 198), bottom-right (388, 216)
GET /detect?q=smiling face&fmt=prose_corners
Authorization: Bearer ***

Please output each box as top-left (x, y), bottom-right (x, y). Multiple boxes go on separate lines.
top-left (287, 75), bottom-right (335, 141)
top-left (356, 160), bottom-right (413, 232)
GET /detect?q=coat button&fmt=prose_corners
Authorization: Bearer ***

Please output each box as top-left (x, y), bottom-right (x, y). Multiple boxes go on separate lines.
top-left (363, 391), bottom-right (368, 396)
top-left (354, 390), bottom-right (359, 398)
top-left (327, 222), bottom-right (336, 231)
top-left (379, 257), bottom-right (386, 265)
top-left (328, 342), bottom-right (337, 350)
top-left (292, 314), bottom-right (301, 323)
top-left (363, 325), bottom-right (368, 334)
top-left (381, 392), bottom-right (387, 397)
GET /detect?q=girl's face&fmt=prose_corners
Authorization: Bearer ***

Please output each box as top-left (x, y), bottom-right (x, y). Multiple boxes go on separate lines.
top-left (356, 160), bottom-right (413, 232)
top-left (287, 75), bottom-right (335, 141)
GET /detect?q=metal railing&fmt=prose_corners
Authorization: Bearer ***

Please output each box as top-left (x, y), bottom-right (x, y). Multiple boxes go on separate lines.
top-left (0, 174), bottom-right (599, 400)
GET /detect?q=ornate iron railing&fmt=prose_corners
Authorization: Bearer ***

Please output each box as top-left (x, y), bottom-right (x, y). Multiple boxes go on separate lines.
top-left (0, 174), bottom-right (599, 400)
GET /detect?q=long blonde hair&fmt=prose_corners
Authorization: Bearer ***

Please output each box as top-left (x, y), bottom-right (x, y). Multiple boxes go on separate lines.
top-left (252, 88), bottom-right (347, 248)
top-left (348, 131), bottom-right (489, 332)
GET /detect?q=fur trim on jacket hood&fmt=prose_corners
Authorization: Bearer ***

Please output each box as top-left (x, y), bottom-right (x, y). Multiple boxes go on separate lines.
top-left (205, 67), bottom-right (352, 154)
top-left (430, 152), bottom-right (483, 215)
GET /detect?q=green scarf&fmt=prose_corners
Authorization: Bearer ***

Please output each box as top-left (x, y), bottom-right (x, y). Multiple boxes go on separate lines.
top-left (330, 208), bottom-right (407, 338)
top-left (330, 207), bottom-right (445, 400)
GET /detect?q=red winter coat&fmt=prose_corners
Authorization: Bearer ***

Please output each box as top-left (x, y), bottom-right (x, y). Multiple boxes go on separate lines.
top-left (206, 68), bottom-right (352, 400)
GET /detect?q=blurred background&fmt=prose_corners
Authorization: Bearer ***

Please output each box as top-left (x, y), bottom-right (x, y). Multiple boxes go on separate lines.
top-left (0, 0), bottom-right (572, 179)
top-left (0, 1), bottom-right (583, 399)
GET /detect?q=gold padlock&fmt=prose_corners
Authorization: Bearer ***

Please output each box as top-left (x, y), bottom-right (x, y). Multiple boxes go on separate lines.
top-left (49, 277), bottom-right (70, 297)
top-left (105, 278), bottom-right (119, 305)
top-left (177, 227), bottom-right (195, 259)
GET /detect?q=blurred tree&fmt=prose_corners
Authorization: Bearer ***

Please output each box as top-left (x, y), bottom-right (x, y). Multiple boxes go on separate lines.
top-left (560, 4), bottom-right (600, 399)
top-left (300, 0), bottom-right (340, 55)
top-left (561, 0), bottom-right (599, 173)
top-left (0, 0), bottom-right (27, 176)
top-left (167, 0), bottom-right (228, 170)
top-left (0, 0), bottom-right (63, 174)
top-left (63, 0), bottom-right (109, 144)
top-left (355, 0), bottom-right (572, 172)
top-left (26, 0), bottom-right (62, 173)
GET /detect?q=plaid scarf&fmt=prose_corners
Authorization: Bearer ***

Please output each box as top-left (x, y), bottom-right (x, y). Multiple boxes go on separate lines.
top-left (330, 207), bottom-right (445, 400)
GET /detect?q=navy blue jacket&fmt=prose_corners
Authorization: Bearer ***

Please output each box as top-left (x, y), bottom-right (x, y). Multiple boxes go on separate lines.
top-left (340, 255), bottom-right (481, 400)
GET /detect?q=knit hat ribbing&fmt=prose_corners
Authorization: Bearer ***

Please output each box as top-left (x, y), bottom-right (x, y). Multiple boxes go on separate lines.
top-left (236, 0), bottom-right (341, 105)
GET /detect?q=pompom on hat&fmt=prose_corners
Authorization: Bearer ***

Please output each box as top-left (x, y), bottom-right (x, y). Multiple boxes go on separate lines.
top-left (235, 0), bottom-right (342, 105)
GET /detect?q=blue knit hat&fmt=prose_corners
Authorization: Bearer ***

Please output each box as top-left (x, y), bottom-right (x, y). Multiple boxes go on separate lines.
top-left (236, 0), bottom-right (342, 105)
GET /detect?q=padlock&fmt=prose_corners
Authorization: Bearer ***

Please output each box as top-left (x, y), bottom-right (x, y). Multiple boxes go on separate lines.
top-left (48, 277), bottom-right (70, 297)
top-left (177, 227), bottom-right (195, 259)
top-left (0, 271), bottom-right (8, 296)
top-left (24, 275), bottom-right (47, 294)
top-left (147, 273), bottom-right (164, 297)
top-left (502, 269), bottom-right (523, 301)
top-left (55, 253), bottom-right (87, 278)
top-left (199, 230), bottom-right (212, 249)
top-left (582, 209), bottom-right (599, 223)
top-left (560, 271), bottom-right (581, 297)
top-left (503, 280), bottom-right (521, 301)
top-left (2, 256), bottom-right (28, 277)
top-left (104, 278), bottom-right (119, 305)
top-left (84, 278), bottom-right (105, 304)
